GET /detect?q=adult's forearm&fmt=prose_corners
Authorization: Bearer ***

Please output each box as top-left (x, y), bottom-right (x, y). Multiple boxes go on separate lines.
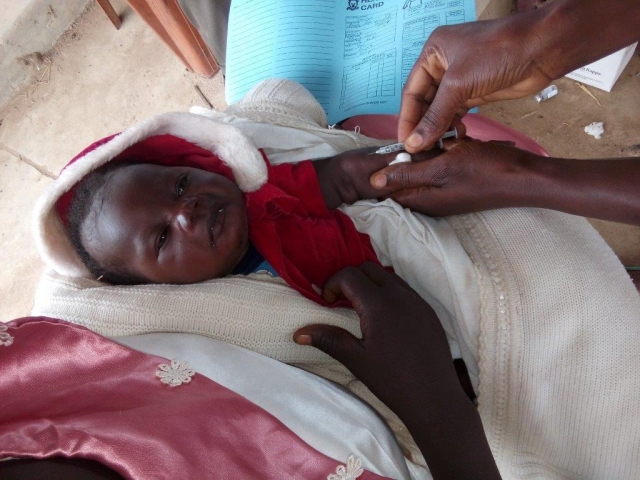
top-left (401, 389), bottom-right (501, 480)
top-left (531, 0), bottom-right (640, 80)
top-left (514, 154), bottom-right (640, 226)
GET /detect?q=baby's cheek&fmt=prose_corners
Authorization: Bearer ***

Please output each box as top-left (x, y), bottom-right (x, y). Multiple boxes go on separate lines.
top-left (225, 208), bottom-right (250, 258)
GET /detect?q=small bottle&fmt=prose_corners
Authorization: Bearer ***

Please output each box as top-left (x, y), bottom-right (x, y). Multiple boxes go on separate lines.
top-left (534, 85), bottom-right (558, 103)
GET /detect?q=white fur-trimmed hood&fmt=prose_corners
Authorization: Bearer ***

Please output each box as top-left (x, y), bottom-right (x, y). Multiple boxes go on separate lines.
top-left (33, 112), bottom-right (268, 279)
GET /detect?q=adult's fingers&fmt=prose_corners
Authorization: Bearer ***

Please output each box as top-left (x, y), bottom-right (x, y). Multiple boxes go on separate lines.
top-left (358, 261), bottom-right (394, 287)
top-left (388, 187), bottom-right (437, 214)
top-left (359, 261), bottom-right (416, 293)
top-left (293, 325), bottom-right (361, 368)
top-left (321, 265), bottom-right (375, 304)
top-left (487, 140), bottom-right (517, 147)
top-left (404, 77), bottom-right (464, 152)
top-left (398, 62), bottom-right (436, 143)
top-left (370, 157), bottom-right (444, 191)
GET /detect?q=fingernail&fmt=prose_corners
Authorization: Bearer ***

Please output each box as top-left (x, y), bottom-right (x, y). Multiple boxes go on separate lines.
top-left (371, 174), bottom-right (387, 188)
top-left (406, 133), bottom-right (423, 149)
top-left (295, 335), bottom-right (312, 346)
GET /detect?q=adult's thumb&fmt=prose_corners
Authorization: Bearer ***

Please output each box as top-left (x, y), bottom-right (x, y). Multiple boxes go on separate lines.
top-left (407, 79), bottom-right (461, 152)
top-left (370, 160), bottom-right (437, 191)
top-left (294, 325), bottom-right (361, 368)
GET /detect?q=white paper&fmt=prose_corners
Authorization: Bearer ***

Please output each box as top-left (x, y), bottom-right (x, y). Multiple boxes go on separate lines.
top-left (566, 43), bottom-right (637, 92)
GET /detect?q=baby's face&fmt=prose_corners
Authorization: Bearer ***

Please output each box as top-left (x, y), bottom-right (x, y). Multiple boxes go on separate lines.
top-left (83, 163), bottom-right (249, 283)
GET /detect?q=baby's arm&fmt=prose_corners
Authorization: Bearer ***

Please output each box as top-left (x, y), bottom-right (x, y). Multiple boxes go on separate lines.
top-left (313, 147), bottom-right (442, 209)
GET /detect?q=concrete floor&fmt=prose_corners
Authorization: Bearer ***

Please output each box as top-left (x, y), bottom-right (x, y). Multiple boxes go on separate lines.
top-left (0, 1), bottom-right (638, 320)
top-left (0, 0), bottom-right (91, 108)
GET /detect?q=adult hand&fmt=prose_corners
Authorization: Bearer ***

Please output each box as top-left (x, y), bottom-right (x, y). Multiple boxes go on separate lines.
top-left (294, 262), bottom-right (459, 417)
top-left (294, 263), bottom-right (501, 479)
top-left (374, 138), bottom-right (640, 226)
top-left (401, 0), bottom-right (640, 151)
top-left (370, 140), bottom-right (535, 216)
top-left (399, 15), bottom-right (553, 151)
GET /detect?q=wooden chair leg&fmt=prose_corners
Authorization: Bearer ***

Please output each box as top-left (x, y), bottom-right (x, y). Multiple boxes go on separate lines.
top-left (125, 0), bottom-right (190, 67)
top-left (96, 0), bottom-right (122, 29)
top-left (126, 0), bottom-right (219, 77)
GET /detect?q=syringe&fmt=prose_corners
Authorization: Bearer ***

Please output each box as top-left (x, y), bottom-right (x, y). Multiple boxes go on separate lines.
top-left (372, 127), bottom-right (459, 154)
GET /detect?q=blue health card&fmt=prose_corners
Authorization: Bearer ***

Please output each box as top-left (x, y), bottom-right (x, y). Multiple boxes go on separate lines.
top-left (226, 0), bottom-right (476, 124)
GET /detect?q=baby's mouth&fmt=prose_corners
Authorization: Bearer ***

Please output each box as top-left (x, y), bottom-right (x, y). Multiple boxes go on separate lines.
top-left (208, 207), bottom-right (225, 247)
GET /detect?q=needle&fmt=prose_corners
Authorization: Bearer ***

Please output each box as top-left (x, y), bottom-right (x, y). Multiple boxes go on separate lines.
top-left (372, 127), bottom-right (459, 154)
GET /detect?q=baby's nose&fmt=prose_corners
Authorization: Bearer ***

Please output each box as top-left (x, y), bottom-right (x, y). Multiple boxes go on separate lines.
top-left (176, 211), bottom-right (191, 231)
top-left (175, 197), bottom-right (198, 232)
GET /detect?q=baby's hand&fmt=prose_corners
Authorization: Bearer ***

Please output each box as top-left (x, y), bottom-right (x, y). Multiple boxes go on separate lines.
top-left (315, 146), bottom-right (442, 208)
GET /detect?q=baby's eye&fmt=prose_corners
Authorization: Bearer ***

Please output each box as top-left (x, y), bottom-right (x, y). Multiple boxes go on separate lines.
top-left (158, 226), bottom-right (169, 250)
top-left (176, 174), bottom-right (188, 196)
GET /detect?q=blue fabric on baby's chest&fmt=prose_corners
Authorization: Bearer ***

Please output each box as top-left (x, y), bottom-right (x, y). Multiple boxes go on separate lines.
top-left (232, 243), bottom-right (278, 277)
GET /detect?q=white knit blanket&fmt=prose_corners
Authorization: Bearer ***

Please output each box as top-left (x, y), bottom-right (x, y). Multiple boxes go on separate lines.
top-left (32, 79), bottom-right (640, 478)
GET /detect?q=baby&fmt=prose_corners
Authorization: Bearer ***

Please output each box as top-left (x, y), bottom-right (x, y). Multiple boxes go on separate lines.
top-left (66, 146), bottom-right (439, 304)
top-left (36, 108), bottom-right (478, 466)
